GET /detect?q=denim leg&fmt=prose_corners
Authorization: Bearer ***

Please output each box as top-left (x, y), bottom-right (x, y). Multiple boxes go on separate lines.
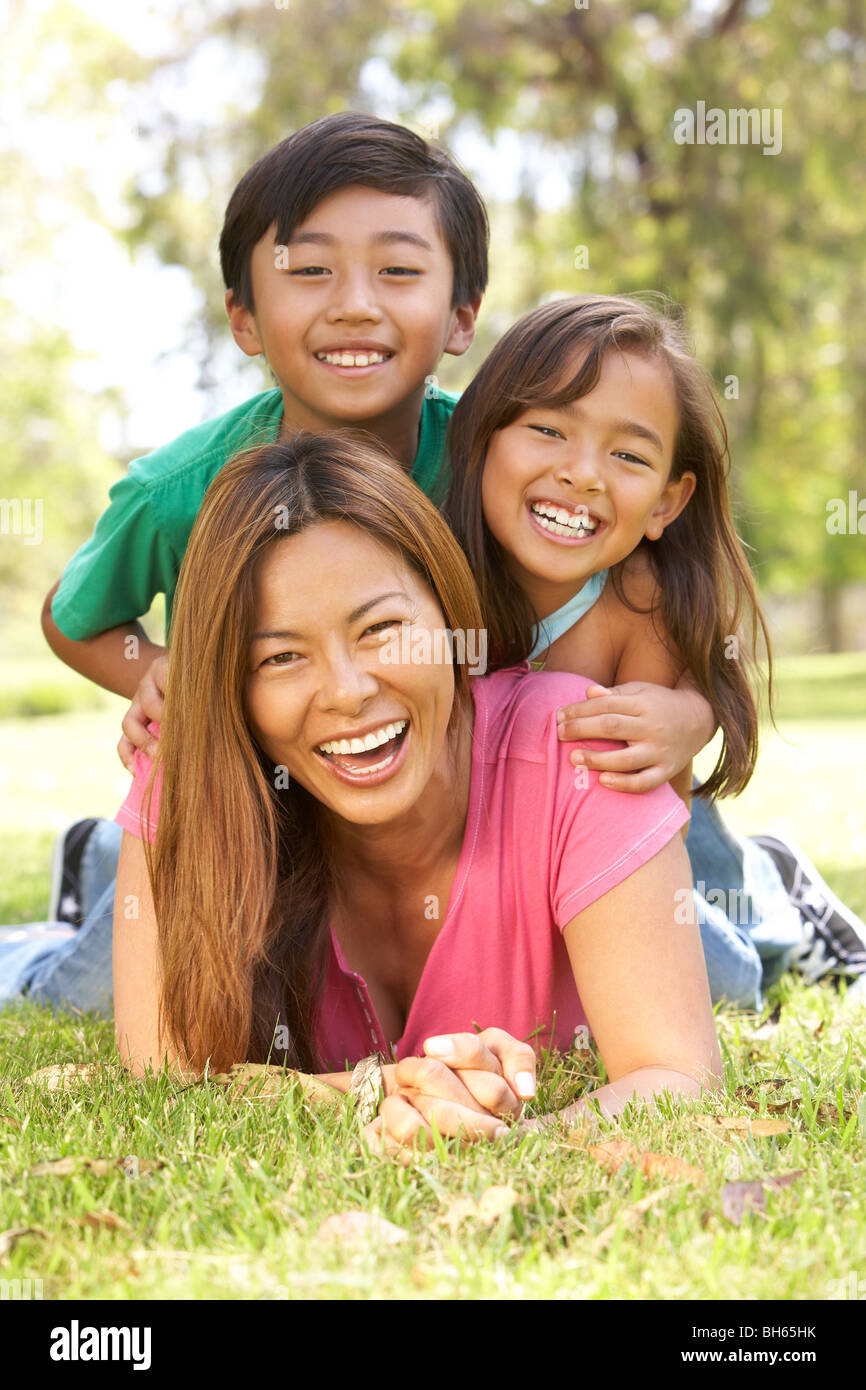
top-left (25, 877), bottom-right (116, 1016)
top-left (686, 789), bottom-right (748, 901)
top-left (78, 819), bottom-right (122, 920)
top-left (694, 890), bottom-right (764, 1011)
top-left (687, 790), bottom-right (809, 991)
top-left (0, 820), bottom-right (121, 1014)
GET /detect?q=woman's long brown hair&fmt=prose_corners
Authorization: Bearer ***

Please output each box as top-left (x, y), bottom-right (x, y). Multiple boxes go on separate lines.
top-left (144, 433), bottom-right (484, 1074)
top-left (440, 293), bottom-right (772, 800)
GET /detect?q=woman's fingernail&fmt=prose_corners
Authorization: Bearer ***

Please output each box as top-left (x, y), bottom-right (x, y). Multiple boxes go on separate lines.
top-left (556, 708), bottom-right (565, 723)
top-left (515, 1071), bottom-right (536, 1099)
top-left (570, 751), bottom-right (585, 765)
top-left (493, 1125), bottom-right (509, 1141)
top-left (425, 1036), bottom-right (455, 1059)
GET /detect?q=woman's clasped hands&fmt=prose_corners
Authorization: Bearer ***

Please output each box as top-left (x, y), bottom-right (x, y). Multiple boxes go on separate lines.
top-left (362, 1027), bottom-right (538, 1161)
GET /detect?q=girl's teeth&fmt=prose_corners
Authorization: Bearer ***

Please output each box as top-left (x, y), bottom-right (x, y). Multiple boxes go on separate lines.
top-left (530, 504), bottom-right (597, 538)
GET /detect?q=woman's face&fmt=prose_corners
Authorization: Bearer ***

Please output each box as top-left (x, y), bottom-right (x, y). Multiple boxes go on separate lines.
top-left (245, 520), bottom-right (458, 826)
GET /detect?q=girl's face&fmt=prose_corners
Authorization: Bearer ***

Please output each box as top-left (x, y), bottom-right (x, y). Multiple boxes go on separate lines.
top-left (244, 520), bottom-right (459, 828)
top-left (481, 348), bottom-right (695, 603)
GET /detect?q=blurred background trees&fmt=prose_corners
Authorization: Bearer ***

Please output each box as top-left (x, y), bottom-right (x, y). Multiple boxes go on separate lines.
top-left (4, 0), bottom-right (865, 649)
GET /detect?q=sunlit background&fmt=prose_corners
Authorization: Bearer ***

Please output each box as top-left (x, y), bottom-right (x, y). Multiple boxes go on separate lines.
top-left (2, 0), bottom-right (864, 898)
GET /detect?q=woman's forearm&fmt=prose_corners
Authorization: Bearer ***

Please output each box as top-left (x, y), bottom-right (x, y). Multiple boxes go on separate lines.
top-left (539, 1064), bottom-right (722, 1129)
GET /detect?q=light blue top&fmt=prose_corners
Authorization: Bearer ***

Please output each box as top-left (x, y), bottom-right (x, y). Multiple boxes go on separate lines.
top-left (527, 569), bottom-right (609, 663)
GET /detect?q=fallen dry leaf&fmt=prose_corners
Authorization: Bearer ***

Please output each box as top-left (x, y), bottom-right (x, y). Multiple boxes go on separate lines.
top-left (812, 1100), bottom-right (853, 1127)
top-left (722, 1181), bottom-right (766, 1225)
top-left (734, 1078), bottom-right (796, 1113)
top-left (0, 1227), bottom-right (48, 1259)
top-left (588, 1140), bottom-right (705, 1184)
top-left (591, 1185), bottom-right (677, 1253)
top-left (475, 1185), bottom-right (521, 1224)
top-left (208, 1063), bottom-right (339, 1106)
top-left (432, 1197), bottom-right (478, 1233)
top-left (317, 1211), bottom-right (408, 1246)
top-left (721, 1169), bottom-right (805, 1226)
top-left (694, 1114), bottom-right (790, 1137)
top-left (432, 1185), bottom-right (522, 1231)
top-left (23, 1063), bottom-right (122, 1092)
top-left (764, 1169), bottom-right (806, 1190)
top-left (28, 1155), bottom-right (164, 1178)
top-left (77, 1209), bottom-right (131, 1232)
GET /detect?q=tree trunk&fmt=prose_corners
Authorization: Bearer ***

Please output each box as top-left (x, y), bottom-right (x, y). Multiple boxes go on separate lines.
top-left (818, 583), bottom-right (844, 653)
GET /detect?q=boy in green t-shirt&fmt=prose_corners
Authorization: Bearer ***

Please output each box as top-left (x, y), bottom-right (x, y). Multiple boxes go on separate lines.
top-left (42, 110), bottom-right (488, 771)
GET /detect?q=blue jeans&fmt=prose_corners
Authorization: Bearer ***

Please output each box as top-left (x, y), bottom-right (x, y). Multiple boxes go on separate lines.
top-left (0, 819), bottom-right (121, 1016)
top-left (0, 801), bottom-right (805, 1018)
top-left (687, 792), bottom-right (803, 1010)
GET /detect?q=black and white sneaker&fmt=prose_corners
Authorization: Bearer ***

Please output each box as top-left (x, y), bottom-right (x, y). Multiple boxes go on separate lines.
top-left (48, 818), bottom-right (101, 929)
top-left (749, 832), bottom-right (866, 982)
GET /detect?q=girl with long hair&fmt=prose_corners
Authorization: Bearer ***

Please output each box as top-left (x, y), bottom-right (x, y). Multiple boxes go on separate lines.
top-left (440, 293), bottom-right (866, 1007)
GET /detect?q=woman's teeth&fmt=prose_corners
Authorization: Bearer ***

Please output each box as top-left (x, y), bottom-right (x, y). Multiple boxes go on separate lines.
top-left (318, 719), bottom-right (407, 757)
top-left (315, 350), bottom-right (391, 367)
top-left (530, 502), bottom-right (598, 538)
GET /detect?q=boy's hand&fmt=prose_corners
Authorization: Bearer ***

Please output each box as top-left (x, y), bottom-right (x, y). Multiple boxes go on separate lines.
top-left (117, 653), bottom-right (168, 772)
top-left (556, 681), bottom-right (713, 793)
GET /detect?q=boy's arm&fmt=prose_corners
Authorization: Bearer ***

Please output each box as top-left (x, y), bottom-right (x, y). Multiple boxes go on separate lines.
top-left (42, 579), bottom-right (166, 701)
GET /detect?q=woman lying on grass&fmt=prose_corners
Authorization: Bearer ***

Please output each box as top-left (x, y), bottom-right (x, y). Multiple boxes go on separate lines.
top-left (114, 433), bottom-right (721, 1153)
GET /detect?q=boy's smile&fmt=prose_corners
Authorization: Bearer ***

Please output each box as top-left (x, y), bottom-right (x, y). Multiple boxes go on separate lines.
top-left (226, 186), bottom-right (479, 465)
top-left (481, 349), bottom-right (695, 619)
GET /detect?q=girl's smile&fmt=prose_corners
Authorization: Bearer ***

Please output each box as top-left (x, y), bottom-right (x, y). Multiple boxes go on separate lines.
top-left (481, 348), bottom-right (695, 618)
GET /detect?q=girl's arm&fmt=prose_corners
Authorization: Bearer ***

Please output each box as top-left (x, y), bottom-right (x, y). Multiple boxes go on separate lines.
top-left (556, 557), bottom-right (717, 801)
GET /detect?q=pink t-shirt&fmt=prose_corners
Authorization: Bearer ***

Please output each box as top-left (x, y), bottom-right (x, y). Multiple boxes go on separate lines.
top-left (116, 663), bottom-right (689, 1069)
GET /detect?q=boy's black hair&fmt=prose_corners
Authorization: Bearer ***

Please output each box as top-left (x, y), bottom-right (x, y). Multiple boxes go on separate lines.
top-left (220, 111), bottom-right (489, 313)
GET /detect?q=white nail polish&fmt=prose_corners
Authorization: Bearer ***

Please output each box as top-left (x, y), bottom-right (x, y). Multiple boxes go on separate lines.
top-left (515, 1071), bottom-right (536, 1099)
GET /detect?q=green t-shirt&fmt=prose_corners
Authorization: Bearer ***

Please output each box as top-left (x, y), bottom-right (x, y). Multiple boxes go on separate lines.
top-left (52, 386), bottom-right (459, 641)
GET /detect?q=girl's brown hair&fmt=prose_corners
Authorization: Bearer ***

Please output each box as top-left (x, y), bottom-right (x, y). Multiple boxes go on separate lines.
top-left (440, 293), bottom-right (771, 800)
top-left (145, 432), bottom-right (483, 1074)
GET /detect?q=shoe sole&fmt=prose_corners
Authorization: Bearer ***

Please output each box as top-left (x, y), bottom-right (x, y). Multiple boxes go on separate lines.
top-left (47, 818), bottom-right (100, 927)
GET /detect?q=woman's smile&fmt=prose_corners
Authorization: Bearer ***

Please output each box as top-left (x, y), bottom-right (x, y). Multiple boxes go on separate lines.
top-left (314, 717), bottom-right (412, 785)
top-left (245, 519), bottom-right (462, 829)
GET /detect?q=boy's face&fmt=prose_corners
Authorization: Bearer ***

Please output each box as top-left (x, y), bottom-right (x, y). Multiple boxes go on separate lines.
top-left (227, 186), bottom-right (479, 433)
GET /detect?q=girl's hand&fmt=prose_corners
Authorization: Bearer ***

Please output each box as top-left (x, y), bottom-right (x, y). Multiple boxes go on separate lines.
top-left (556, 681), bottom-right (710, 793)
top-left (363, 1028), bottom-right (536, 1161)
top-left (117, 654), bottom-right (168, 772)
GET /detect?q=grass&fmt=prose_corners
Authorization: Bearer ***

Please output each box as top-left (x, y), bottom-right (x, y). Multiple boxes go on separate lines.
top-left (0, 985), bottom-right (864, 1300)
top-left (0, 651), bottom-right (864, 1300)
